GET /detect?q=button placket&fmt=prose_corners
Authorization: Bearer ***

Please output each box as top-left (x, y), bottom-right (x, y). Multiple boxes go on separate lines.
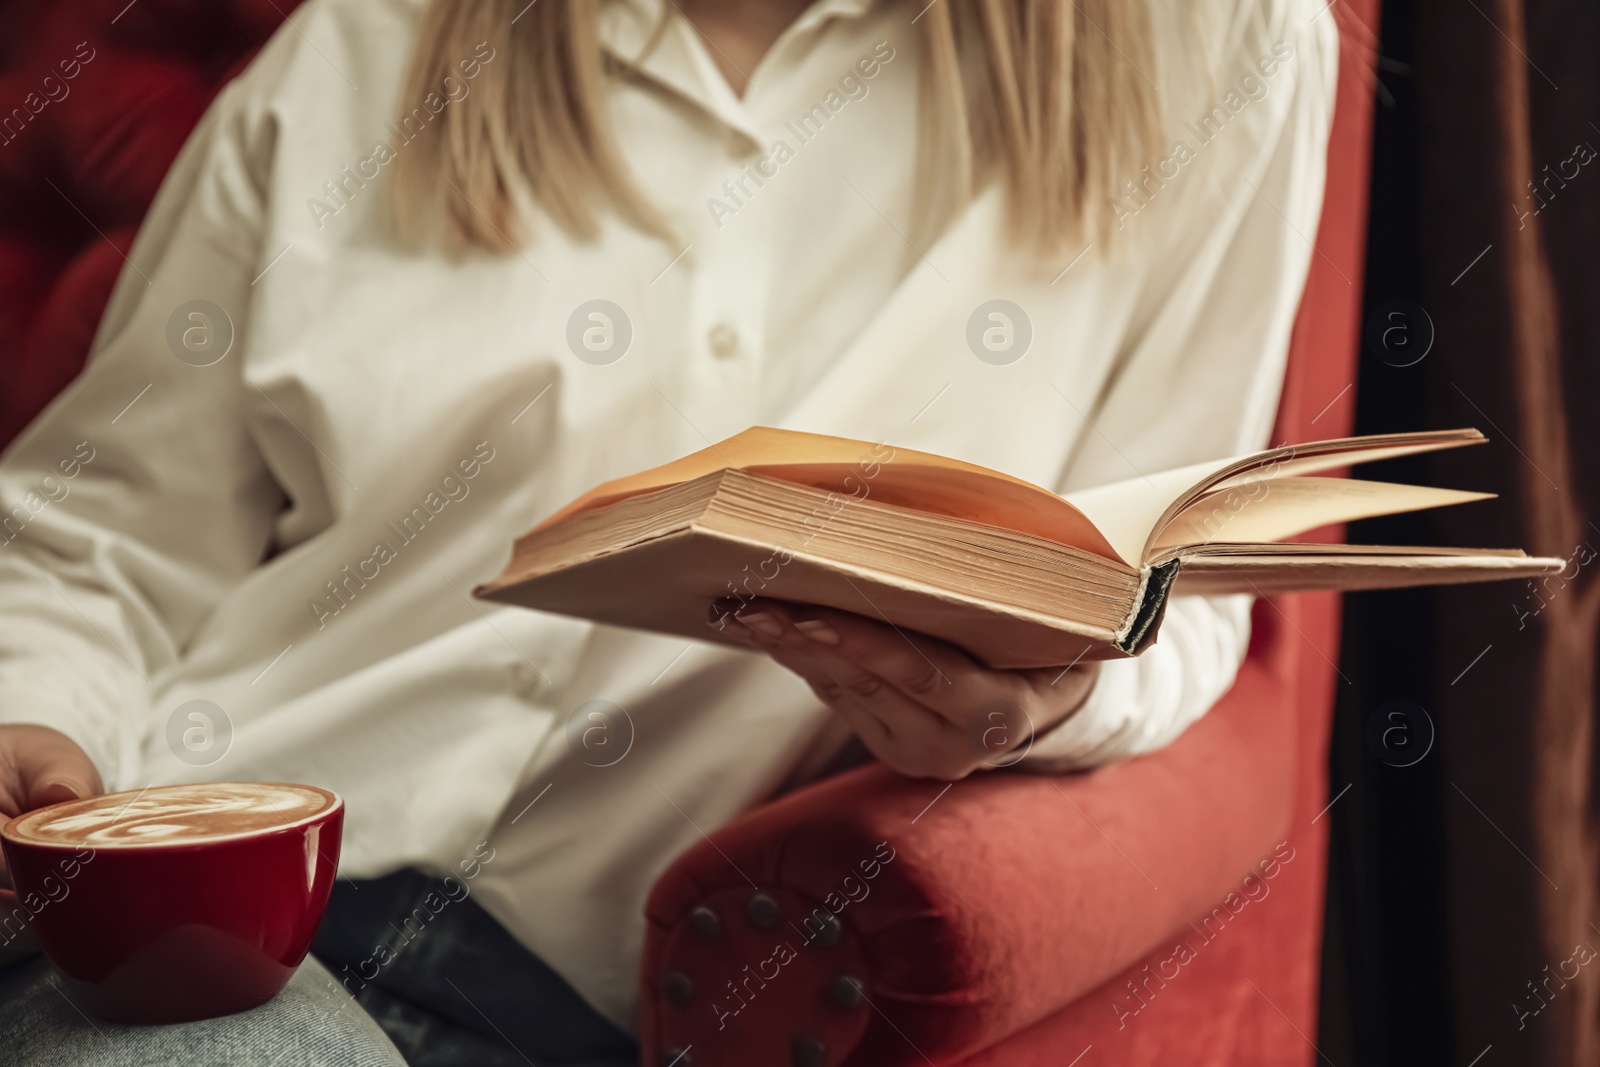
top-left (688, 167), bottom-right (772, 416)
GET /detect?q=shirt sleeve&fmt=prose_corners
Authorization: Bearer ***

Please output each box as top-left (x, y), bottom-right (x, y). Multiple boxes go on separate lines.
top-left (0, 80), bottom-right (283, 790)
top-left (1022, 5), bottom-right (1338, 770)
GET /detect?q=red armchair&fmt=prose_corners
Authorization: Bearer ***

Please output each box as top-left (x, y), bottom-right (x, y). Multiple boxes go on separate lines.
top-left (0, 1), bottom-right (1378, 1064)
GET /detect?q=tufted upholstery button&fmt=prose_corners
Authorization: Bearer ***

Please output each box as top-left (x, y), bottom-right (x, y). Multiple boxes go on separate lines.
top-left (828, 974), bottom-right (864, 1010)
top-left (746, 891), bottom-right (780, 929)
top-left (663, 1046), bottom-right (693, 1066)
top-left (654, 887), bottom-right (872, 1065)
top-left (809, 910), bottom-right (843, 948)
top-left (662, 970), bottom-right (695, 1008)
top-left (792, 1033), bottom-right (828, 1067)
top-left (688, 905), bottom-right (721, 939)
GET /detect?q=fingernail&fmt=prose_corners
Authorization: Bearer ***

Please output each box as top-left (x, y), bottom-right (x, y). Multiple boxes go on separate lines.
top-left (707, 598), bottom-right (744, 630)
top-left (793, 619), bottom-right (841, 645)
top-left (736, 611), bottom-right (785, 639)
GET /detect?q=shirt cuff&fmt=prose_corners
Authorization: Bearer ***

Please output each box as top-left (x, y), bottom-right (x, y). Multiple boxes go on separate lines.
top-left (1012, 593), bottom-right (1254, 772)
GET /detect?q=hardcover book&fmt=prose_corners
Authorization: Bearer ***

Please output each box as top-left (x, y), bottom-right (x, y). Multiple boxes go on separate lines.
top-left (475, 427), bottom-right (1561, 669)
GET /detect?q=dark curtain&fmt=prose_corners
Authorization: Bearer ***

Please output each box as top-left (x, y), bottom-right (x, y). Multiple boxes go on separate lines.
top-left (1323, 0), bottom-right (1600, 1063)
top-left (1423, 0), bottom-right (1600, 1061)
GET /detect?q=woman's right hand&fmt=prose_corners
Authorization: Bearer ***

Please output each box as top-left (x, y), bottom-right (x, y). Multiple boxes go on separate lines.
top-left (0, 724), bottom-right (102, 892)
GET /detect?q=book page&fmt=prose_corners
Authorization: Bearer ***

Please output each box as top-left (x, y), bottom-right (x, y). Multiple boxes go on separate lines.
top-left (1170, 547), bottom-right (1561, 596)
top-left (1212, 432), bottom-right (1485, 488)
top-left (1152, 478), bottom-right (1493, 551)
top-left (534, 427), bottom-right (1490, 569)
top-left (533, 427), bottom-right (1122, 560)
top-left (1069, 429), bottom-right (1488, 564)
top-left (1064, 460), bottom-right (1237, 565)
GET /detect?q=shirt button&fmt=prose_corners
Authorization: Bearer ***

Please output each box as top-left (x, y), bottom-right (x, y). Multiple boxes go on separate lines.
top-left (510, 662), bottom-right (543, 696)
top-left (707, 323), bottom-right (741, 360)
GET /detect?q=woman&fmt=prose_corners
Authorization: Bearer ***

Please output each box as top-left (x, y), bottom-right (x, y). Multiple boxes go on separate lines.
top-left (0, 0), bottom-right (1335, 1061)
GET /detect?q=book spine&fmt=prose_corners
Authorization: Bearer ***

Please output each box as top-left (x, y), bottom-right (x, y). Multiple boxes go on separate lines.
top-left (1114, 559), bottom-right (1182, 656)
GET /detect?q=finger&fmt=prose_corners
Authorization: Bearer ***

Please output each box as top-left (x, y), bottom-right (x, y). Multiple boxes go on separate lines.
top-left (19, 750), bottom-right (99, 813)
top-left (748, 600), bottom-right (1026, 727)
top-left (1030, 660), bottom-right (1101, 709)
top-left (759, 639), bottom-right (905, 734)
top-left (780, 629), bottom-right (1058, 771)
top-left (710, 601), bottom-right (909, 752)
top-left (724, 598), bottom-right (1039, 765)
top-left (761, 647), bottom-right (905, 763)
top-left (806, 680), bottom-right (893, 752)
top-left (759, 640), bottom-right (979, 779)
top-left (785, 645), bottom-right (954, 744)
top-left (0, 725), bottom-right (102, 817)
top-left (754, 600), bottom-right (1099, 742)
top-left (0, 726), bottom-right (101, 895)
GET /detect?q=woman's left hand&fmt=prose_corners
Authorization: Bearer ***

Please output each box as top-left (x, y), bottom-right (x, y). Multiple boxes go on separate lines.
top-left (709, 597), bottom-right (1100, 780)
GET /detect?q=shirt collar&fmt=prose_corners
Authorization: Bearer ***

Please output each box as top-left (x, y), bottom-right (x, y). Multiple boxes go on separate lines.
top-left (783, 0), bottom-right (878, 35)
top-left (599, 0), bottom-right (880, 145)
top-left (600, 0), bottom-right (877, 47)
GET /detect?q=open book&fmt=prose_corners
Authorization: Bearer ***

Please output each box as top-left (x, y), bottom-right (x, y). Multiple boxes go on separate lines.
top-left (476, 428), bottom-right (1562, 669)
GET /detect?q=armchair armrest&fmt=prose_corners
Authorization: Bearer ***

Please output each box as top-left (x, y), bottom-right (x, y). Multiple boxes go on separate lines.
top-left (639, 616), bottom-right (1303, 1067)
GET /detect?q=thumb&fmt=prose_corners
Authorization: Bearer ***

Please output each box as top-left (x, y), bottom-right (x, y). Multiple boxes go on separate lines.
top-left (0, 724), bottom-right (101, 896)
top-left (1, 724), bottom-right (103, 816)
top-left (24, 779), bottom-right (93, 811)
top-left (19, 758), bottom-right (101, 813)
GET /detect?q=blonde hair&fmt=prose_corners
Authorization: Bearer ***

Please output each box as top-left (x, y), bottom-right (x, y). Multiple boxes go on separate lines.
top-left (391, 0), bottom-right (1193, 256)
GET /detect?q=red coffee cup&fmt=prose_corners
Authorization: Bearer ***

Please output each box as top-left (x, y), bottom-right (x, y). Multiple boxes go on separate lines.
top-left (0, 781), bottom-right (343, 1023)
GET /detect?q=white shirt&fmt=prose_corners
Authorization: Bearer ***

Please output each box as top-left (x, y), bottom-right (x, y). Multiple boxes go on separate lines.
top-left (0, 0), bottom-right (1335, 1028)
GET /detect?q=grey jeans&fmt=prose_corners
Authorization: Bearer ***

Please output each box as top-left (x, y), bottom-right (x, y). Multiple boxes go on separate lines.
top-left (0, 954), bottom-right (407, 1067)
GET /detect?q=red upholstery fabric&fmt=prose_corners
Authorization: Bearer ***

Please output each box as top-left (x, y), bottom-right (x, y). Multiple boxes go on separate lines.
top-left (0, 1), bottom-right (1377, 1064)
top-left (0, 0), bottom-right (294, 450)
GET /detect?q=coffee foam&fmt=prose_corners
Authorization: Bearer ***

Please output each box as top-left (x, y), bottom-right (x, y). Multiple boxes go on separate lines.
top-left (5, 782), bottom-right (333, 848)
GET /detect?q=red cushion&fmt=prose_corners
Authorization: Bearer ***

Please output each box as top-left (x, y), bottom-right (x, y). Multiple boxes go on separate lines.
top-left (0, 237), bottom-right (67, 439)
top-left (52, 51), bottom-right (215, 222)
top-left (0, 0), bottom-right (296, 449)
top-left (17, 226), bottom-right (139, 421)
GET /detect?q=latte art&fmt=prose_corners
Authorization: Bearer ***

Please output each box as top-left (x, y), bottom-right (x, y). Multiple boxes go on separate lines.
top-left (7, 783), bottom-right (333, 847)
